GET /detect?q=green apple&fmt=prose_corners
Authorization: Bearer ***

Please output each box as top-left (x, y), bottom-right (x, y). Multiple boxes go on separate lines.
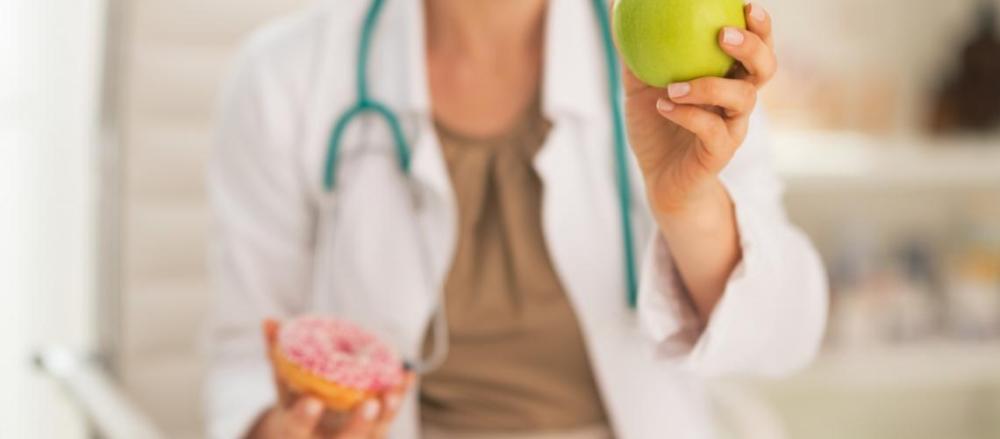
top-left (613, 0), bottom-right (747, 87)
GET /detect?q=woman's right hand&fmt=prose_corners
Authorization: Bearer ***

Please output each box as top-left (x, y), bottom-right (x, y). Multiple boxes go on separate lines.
top-left (247, 320), bottom-right (416, 439)
top-left (249, 395), bottom-right (386, 439)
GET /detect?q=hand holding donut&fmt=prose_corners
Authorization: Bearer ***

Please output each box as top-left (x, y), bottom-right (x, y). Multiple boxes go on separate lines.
top-left (248, 319), bottom-right (415, 439)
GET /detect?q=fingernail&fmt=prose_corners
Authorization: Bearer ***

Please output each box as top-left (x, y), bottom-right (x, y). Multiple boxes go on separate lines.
top-left (750, 4), bottom-right (767, 22)
top-left (305, 399), bottom-right (323, 417)
top-left (656, 98), bottom-right (675, 112)
top-left (362, 400), bottom-right (380, 421)
top-left (723, 27), bottom-right (744, 46)
top-left (668, 83), bottom-right (691, 99)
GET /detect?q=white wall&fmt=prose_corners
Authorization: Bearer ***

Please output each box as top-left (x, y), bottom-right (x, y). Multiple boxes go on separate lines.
top-left (0, 0), bottom-right (106, 437)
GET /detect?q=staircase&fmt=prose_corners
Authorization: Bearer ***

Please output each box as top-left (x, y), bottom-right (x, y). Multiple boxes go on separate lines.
top-left (114, 0), bottom-right (309, 437)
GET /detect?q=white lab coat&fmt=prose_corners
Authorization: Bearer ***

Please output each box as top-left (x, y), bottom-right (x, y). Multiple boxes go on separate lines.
top-left (204, 0), bottom-right (828, 438)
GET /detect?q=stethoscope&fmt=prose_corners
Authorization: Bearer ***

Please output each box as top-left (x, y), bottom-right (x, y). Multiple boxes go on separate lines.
top-left (322, 0), bottom-right (637, 374)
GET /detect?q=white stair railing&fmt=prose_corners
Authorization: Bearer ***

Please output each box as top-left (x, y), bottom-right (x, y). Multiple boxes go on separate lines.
top-left (34, 347), bottom-right (165, 439)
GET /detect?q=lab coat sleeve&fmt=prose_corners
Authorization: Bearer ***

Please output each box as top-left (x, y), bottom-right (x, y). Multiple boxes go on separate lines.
top-left (203, 46), bottom-right (314, 439)
top-left (637, 112), bottom-right (829, 377)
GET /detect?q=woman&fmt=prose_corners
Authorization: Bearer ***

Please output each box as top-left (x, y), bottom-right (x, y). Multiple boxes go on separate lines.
top-left (205, 0), bottom-right (828, 438)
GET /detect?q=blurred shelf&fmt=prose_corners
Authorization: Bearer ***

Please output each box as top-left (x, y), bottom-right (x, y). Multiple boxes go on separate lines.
top-left (718, 341), bottom-right (1000, 439)
top-left (773, 131), bottom-right (1000, 192)
top-left (730, 340), bottom-right (1000, 392)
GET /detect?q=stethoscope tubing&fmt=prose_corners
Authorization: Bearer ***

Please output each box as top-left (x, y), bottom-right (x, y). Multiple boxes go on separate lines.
top-left (322, 0), bottom-right (637, 374)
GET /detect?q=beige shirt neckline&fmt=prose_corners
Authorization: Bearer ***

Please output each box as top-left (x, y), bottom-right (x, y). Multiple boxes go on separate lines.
top-left (419, 95), bottom-right (608, 432)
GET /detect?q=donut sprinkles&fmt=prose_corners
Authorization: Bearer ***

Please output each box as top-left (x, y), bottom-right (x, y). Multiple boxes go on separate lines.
top-left (278, 316), bottom-right (403, 392)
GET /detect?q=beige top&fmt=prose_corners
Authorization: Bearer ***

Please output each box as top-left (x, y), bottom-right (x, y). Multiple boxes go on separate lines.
top-left (419, 97), bottom-right (608, 432)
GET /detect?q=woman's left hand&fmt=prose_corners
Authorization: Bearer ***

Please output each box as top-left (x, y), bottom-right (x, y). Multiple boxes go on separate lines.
top-left (621, 3), bottom-right (775, 218)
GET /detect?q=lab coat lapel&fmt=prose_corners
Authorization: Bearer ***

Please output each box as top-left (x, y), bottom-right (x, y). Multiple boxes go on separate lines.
top-left (538, 3), bottom-right (667, 437)
top-left (367, 0), bottom-right (453, 235)
top-left (366, 0), bottom-right (457, 339)
top-left (542, 0), bottom-right (607, 120)
top-left (537, 0), bottom-right (635, 324)
top-left (378, 0), bottom-right (459, 287)
top-left (311, 0), bottom-right (452, 355)
top-left (354, 3), bottom-right (456, 438)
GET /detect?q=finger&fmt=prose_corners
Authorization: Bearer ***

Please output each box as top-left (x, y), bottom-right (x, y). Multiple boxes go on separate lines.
top-left (719, 27), bottom-right (777, 86)
top-left (744, 2), bottom-right (774, 48)
top-left (371, 392), bottom-right (402, 438)
top-left (263, 319), bottom-right (280, 349)
top-left (655, 100), bottom-right (735, 171)
top-left (666, 77), bottom-right (757, 118)
top-left (336, 399), bottom-right (380, 439)
top-left (370, 372), bottom-right (416, 438)
top-left (656, 100), bottom-right (728, 146)
top-left (263, 319), bottom-right (293, 407)
top-left (388, 372), bottom-right (417, 413)
top-left (283, 397), bottom-right (324, 439)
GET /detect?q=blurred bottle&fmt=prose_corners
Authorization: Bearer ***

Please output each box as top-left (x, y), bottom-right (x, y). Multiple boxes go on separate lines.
top-left (828, 223), bottom-right (887, 350)
top-left (928, 0), bottom-right (1000, 134)
top-left (829, 224), bottom-right (943, 350)
top-left (888, 240), bottom-right (939, 342)
top-left (944, 218), bottom-right (1000, 340)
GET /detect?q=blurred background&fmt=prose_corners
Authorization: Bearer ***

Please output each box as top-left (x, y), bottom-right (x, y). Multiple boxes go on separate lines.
top-left (3, 0), bottom-right (1000, 438)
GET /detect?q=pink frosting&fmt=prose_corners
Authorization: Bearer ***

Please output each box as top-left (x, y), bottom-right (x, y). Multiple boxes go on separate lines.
top-left (278, 316), bottom-right (403, 392)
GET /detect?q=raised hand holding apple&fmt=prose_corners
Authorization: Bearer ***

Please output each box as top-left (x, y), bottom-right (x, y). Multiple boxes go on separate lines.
top-left (612, 1), bottom-right (777, 319)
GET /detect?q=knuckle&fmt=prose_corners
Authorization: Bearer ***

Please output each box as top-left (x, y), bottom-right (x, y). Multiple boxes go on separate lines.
top-left (707, 130), bottom-right (728, 150)
top-left (336, 427), bottom-right (360, 439)
top-left (745, 44), bottom-right (771, 74)
top-left (692, 115), bottom-right (719, 138)
top-left (710, 120), bottom-right (730, 144)
top-left (282, 422), bottom-right (307, 438)
top-left (746, 33), bottom-right (764, 53)
top-left (759, 14), bottom-right (773, 30)
top-left (700, 79), bottom-right (720, 98)
top-left (743, 84), bottom-right (758, 107)
top-left (766, 56), bottom-right (779, 79)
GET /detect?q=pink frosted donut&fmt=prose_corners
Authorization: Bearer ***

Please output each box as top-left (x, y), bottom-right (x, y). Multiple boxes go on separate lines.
top-left (277, 316), bottom-right (403, 393)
